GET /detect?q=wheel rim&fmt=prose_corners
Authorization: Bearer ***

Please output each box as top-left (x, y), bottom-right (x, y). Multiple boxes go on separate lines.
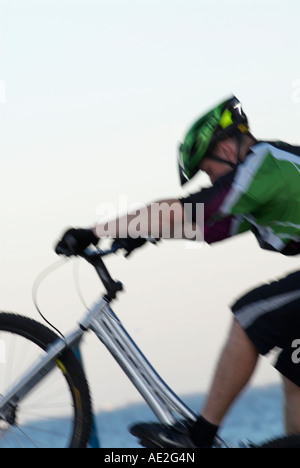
top-left (0, 330), bottom-right (75, 448)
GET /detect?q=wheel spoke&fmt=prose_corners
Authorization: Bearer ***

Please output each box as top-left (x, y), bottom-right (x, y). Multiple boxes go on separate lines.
top-left (0, 313), bottom-right (91, 448)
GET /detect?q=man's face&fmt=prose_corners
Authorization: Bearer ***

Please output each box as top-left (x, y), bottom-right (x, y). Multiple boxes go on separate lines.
top-left (198, 139), bottom-right (237, 184)
top-left (198, 157), bottom-right (231, 184)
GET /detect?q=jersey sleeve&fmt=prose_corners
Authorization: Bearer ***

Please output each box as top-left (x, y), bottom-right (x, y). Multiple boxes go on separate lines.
top-left (179, 171), bottom-right (251, 244)
top-left (219, 147), bottom-right (286, 217)
top-left (218, 144), bottom-right (300, 253)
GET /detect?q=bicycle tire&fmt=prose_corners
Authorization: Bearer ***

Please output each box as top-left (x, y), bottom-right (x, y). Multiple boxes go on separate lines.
top-left (0, 312), bottom-right (92, 448)
top-left (253, 434), bottom-right (300, 448)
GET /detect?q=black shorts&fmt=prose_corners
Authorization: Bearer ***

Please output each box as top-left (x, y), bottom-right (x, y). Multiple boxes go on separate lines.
top-left (232, 270), bottom-right (300, 387)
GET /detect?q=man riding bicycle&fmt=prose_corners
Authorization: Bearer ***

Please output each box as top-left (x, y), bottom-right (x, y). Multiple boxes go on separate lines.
top-left (56, 96), bottom-right (300, 448)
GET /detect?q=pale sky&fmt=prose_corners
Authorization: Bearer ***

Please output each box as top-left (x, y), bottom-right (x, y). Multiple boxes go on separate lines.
top-left (0, 0), bottom-right (300, 410)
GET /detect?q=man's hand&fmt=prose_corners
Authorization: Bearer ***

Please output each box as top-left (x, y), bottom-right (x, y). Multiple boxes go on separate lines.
top-left (55, 228), bottom-right (99, 256)
top-left (112, 237), bottom-right (147, 257)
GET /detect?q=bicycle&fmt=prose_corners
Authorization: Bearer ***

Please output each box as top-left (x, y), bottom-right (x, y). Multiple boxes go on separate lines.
top-left (0, 243), bottom-right (299, 448)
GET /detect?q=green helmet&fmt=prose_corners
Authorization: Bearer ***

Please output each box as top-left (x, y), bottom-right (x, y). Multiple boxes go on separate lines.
top-left (178, 96), bottom-right (250, 185)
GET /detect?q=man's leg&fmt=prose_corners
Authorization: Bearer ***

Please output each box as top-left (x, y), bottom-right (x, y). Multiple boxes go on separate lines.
top-left (282, 377), bottom-right (300, 434)
top-left (131, 318), bottom-right (260, 447)
top-left (200, 318), bottom-right (259, 426)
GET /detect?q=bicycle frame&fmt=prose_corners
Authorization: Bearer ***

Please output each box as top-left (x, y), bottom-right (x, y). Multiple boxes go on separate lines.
top-left (0, 246), bottom-right (228, 447)
top-left (88, 297), bottom-right (198, 426)
top-left (0, 293), bottom-right (197, 427)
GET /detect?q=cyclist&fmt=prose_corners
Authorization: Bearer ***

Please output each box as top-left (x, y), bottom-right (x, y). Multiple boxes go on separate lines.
top-left (55, 96), bottom-right (300, 448)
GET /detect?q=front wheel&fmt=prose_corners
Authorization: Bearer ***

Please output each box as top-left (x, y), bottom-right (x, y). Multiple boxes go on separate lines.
top-left (0, 313), bottom-right (92, 448)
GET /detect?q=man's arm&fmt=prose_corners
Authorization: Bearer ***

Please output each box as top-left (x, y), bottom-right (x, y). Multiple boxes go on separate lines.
top-left (93, 199), bottom-right (188, 240)
top-left (55, 198), bottom-right (201, 258)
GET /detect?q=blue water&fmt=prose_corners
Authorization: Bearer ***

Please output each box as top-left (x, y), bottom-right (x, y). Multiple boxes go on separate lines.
top-left (97, 384), bottom-right (283, 448)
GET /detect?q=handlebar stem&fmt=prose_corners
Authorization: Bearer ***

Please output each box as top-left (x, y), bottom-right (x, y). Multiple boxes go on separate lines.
top-left (80, 248), bottom-right (123, 301)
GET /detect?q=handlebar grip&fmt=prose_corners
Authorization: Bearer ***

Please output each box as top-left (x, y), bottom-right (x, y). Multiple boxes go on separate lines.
top-left (55, 242), bottom-right (73, 257)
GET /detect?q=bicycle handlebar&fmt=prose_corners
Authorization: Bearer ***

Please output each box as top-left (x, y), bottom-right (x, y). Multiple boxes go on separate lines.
top-left (79, 244), bottom-right (124, 300)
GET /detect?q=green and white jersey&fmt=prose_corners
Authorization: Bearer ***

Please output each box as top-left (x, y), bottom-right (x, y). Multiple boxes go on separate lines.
top-left (220, 141), bottom-right (300, 254)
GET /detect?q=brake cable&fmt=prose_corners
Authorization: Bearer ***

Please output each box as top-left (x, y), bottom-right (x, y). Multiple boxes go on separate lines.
top-left (32, 258), bottom-right (68, 340)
